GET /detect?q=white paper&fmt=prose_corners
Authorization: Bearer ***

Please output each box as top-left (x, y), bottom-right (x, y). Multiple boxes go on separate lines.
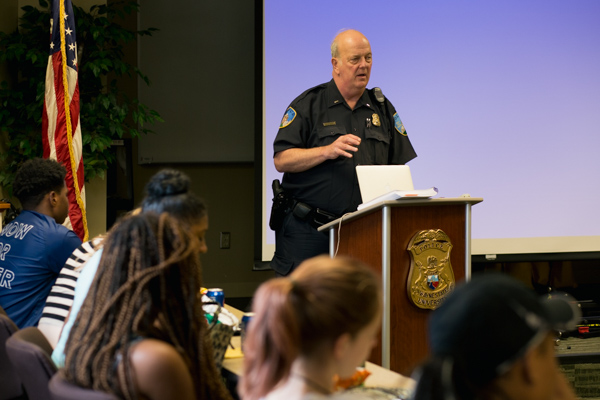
top-left (357, 187), bottom-right (439, 211)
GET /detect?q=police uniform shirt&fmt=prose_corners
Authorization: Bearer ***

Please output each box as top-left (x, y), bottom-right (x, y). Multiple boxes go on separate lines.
top-left (274, 79), bottom-right (417, 215)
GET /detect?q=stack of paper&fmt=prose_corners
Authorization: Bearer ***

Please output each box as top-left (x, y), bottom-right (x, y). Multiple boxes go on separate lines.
top-left (357, 187), bottom-right (438, 211)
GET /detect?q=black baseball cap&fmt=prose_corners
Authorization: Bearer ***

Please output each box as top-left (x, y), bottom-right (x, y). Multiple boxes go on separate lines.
top-left (428, 273), bottom-right (580, 386)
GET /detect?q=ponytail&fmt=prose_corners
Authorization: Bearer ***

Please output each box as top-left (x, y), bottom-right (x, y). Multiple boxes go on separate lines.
top-left (239, 255), bottom-right (381, 400)
top-left (239, 278), bottom-right (301, 400)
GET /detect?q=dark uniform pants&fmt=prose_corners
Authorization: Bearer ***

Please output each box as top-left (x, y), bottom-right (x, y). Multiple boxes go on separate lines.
top-left (270, 212), bottom-right (329, 276)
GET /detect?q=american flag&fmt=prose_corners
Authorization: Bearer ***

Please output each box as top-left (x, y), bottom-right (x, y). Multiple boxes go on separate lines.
top-left (42, 0), bottom-right (88, 241)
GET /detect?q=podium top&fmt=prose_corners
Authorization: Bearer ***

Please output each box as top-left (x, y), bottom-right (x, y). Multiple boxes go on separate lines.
top-left (318, 197), bottom-right (483, 232)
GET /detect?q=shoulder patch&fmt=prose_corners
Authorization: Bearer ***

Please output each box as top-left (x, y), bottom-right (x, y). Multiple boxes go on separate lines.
top-left (280, 107), bottom-right (297, 128)
top-left (394, 113), bottom-right (407, 136)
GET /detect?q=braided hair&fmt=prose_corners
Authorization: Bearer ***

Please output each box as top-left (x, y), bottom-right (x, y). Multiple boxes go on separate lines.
top-left (63, 212), bottom-right (230, 400)
top-left (141, 169), bottom-right (206, 223)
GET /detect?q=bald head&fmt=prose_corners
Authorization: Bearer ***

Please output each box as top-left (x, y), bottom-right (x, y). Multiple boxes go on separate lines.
top-left (331, 29), bottom-right (370, 58)
top-left (331, 29), bottom-right (372, 102)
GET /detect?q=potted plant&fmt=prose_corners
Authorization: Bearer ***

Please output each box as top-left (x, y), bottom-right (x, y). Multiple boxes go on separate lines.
top-left (0, 0), bottom-right (161, 197)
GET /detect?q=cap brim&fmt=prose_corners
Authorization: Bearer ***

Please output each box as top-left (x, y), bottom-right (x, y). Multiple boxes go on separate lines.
top-left (542, 293), bottom-right (581, 332)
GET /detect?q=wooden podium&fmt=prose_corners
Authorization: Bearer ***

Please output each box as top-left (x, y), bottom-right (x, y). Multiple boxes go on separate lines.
top-left (319, 197), bottom-right (482, 376)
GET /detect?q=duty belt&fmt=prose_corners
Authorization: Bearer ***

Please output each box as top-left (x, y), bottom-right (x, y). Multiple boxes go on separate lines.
top-left (291, 200), bottom-right (339, 229)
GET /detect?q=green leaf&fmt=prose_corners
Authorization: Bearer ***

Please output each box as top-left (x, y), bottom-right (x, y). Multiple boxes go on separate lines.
top-left (0, 0), bottom-right (161, 192)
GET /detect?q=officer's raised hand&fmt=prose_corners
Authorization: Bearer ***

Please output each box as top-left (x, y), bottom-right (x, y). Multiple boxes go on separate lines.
top-left (325, 134), bottom-right (361, 159)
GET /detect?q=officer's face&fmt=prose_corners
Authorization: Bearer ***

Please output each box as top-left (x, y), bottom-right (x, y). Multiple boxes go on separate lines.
top-left (332, 31), bottom-right (372, 95)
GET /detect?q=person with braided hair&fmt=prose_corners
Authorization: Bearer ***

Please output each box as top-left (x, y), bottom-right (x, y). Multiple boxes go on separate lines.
top-left (62, 212), bottom-right (231, 400)
top-left (141, 168), bottom-right (208, 253)
top-left (239, 255), bottom-right (383, 400)
top-left (52, 168), bottom-right (209, 362)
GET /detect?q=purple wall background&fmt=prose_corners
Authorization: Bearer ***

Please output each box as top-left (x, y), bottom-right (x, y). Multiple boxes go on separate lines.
top-left (262, 0), bottom-right (600, 259)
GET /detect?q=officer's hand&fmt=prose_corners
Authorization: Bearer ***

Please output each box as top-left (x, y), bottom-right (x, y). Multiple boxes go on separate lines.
top-left (326, 134), bottom-right (361, 159)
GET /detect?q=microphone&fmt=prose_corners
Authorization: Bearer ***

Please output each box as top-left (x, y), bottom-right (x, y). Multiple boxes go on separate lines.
top-left (373, 87), bottom-right (385, 104)
top-left (373, 87), bottom-right (387, 121)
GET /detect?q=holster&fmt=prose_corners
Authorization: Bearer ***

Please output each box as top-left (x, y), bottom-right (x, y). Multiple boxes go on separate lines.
top-left (292, 201), bottom-right (338, 229)
top-left (269, 179), bottom-right (293, 231)
top-left (269, 179), bottom-right (339, 231)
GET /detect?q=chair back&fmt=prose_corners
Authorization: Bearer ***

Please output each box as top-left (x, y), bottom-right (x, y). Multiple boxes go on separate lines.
top-left (0, 313), bottom-right (26, 400)
top-left (6, 326), bottom-right (57, 400)
top-left (49, 371), bottom-right (119, 400)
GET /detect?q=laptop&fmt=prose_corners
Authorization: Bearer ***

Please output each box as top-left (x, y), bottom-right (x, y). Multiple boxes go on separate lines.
top-left (356, 165), bottom-right (414, 204)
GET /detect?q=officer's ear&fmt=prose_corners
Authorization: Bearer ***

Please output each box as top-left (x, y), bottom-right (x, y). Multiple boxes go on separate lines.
top-left (332, 57), bottom-right (339, 73)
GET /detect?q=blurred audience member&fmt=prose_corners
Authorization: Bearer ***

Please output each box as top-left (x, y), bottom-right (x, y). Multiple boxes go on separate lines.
top-left (411, 273), bottom-right (578, 400)
top-left (39, 236), bottom-right (103, 347)
top-left (52, 168), bottom-right (207, 362)
top-left (63, 212), bottom-right (230, 400)
top-left (239, 255), bottom-right (382, 400)
top-left (0, 158), bottom-right (81, 328)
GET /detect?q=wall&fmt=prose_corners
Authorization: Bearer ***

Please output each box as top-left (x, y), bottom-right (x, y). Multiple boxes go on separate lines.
top-left (86, 176), bottom-right (106, 239)
top-left (136, 0), bottom-right (256, 164)
top-left (122, 0), bottom-right (273, 297)
top-left (131, 152), bottom-right (274, 296)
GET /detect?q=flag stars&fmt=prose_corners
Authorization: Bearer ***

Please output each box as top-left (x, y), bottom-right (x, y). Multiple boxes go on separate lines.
top-left (69, 43), bottom-right (76, 51)
top-left (65, 27), bottom-right (73, 36)
top-left (50, 42), bottom-right (55, 49)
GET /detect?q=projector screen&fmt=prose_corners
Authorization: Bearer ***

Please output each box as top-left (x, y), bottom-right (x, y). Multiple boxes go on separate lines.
top-left (259, 0), bottom-right (600, 263)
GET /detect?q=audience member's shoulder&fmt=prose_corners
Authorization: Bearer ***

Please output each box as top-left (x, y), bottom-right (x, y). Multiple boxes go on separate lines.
top-left (16, 210), bottom-right (68, 232)
top-left (130, 338), bottom-right (195, 400)
top-left (43, 218), bottom-right (82, 251)
top-left (76, 236), bottom-right (103, 254)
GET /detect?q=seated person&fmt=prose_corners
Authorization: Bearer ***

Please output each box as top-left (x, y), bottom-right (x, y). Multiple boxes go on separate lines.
top-left (62, 212), bottom-right (230, 400)
top-left (52, 168), bottom-right (207, 364)
top-left (412, 273), bottom-right (578, 400)
top-left (239, 255), bottom-right (383, 400)
top-left (0, 158), bottom-right (81, 328)
top-left (38, 237), bottom-right (103, 347)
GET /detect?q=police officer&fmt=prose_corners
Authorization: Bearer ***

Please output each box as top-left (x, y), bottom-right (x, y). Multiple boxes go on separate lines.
top-left (271, 29), bottom-right (417, 276)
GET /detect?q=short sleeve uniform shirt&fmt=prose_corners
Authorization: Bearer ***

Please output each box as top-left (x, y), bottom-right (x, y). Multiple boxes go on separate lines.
top-left (274, 80), bottom-right (417, 215)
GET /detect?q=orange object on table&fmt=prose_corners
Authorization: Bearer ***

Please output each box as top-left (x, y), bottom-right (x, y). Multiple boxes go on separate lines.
top-left (333, 369), bottom-right (371, 391)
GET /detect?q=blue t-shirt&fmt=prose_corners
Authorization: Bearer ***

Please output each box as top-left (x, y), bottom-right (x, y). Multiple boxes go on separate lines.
top-left (0, 210), bottom-right (81, 328)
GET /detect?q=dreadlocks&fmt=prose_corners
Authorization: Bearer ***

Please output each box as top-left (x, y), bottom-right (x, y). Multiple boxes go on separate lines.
top-left (63, 212), bottom-right (231, 400)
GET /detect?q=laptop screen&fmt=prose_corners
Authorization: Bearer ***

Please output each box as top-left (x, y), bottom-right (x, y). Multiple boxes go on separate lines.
top-left (356, 165), bottom-right (414, 204)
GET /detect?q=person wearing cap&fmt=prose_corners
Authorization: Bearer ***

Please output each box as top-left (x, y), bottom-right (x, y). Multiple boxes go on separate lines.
top-left (412, 273), bottom-right (579, 400)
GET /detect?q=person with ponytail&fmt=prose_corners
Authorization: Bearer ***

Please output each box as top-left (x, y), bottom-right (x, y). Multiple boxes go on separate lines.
top-left (239, 255), bottom-right (382, 400)
top-left (62, 212), bottom-right (231, 400)
top-left (411, 273), bottom-right (578, 400)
